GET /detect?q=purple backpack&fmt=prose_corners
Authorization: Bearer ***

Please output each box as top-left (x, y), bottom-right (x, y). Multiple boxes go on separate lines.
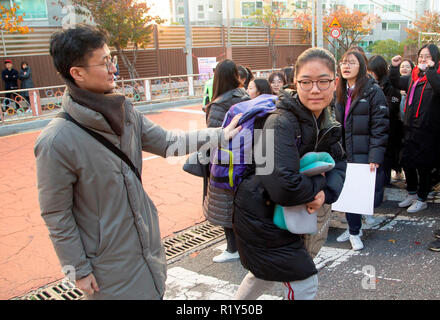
top-left (209, 94), bottom-right (278, 190)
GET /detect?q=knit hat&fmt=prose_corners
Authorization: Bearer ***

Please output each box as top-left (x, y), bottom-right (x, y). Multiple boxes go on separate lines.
top-left (4, 59), bottom-right (12, 64)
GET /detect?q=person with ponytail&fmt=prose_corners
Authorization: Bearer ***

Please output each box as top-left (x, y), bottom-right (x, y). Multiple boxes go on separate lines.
top-left (335, 50), bottom-right (389, 251)
top-left (390, 44), bottom-right (440, 215)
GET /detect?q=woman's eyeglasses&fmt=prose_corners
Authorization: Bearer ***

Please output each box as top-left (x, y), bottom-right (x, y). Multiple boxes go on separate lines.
top-left (339, 61), bottom-right (359, 67)
top-left (296, 79), bottom-right (335, 91)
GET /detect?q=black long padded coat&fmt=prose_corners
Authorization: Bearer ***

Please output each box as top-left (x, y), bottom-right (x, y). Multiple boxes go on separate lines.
top-left (233, 90), bottom-right (347, 282)
top-left (335, 78), bottom-right (389, 207)
top-left (389, 65), bottom-right (440, 169)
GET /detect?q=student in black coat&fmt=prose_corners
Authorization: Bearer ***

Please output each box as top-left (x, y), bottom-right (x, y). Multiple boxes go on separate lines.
top-left (389, 44), bottom-right (440, 214)
top-left (368, 55), bottom-right (403, 187)
top-left (335, 50), bottom-right (389, 251)
top-left (233, 48), bottom-right (346, 300)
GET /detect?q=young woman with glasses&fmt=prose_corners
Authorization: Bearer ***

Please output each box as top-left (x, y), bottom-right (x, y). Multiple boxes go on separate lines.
top-left (268, 71), bottom-right (287, 95)
top-left (233, 48), bottom-right (347, 300)
top-left (334, 50), bottom-right (389, 251)
top-left (389, 44), bottom-right (440, 218)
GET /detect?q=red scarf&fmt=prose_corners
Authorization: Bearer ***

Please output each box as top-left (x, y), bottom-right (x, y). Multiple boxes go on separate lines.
top-left (405, 64), bottom-right (440, 117)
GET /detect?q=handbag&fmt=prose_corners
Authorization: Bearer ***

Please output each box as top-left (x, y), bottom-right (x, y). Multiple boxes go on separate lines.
top-left (183, 152), bottom-right (207, 177)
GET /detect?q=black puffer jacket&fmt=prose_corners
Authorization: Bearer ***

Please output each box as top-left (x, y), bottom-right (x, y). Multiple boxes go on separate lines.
top-left (335, 78), bottom-right (389, 165)
top-left (233, 90), bottom-right (347, 282)
top-left (389, 65), bottom-right (440, 168)
top-left (203, 87), bottom-right (250, 228)
top-left (380, 77), bottom-right (403, 170)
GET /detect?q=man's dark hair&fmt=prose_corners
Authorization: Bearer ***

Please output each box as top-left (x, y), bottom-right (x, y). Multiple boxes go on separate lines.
top-left (49, 24), bottom-right (109, 83)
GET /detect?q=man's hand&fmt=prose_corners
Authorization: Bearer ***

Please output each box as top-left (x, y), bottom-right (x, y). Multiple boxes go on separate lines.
top-left (391, 55), bottom-right (402, 67)
top-left (306, 191), bottom-right (325, 214)
top-left (223, 113), bottom-right (243, 140)
top-left (76, 273), bottom-right (99, 295)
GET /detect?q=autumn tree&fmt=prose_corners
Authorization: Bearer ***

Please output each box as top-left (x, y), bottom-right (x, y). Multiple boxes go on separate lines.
top-left (0, 2), bottom-right (31, 33)
top-left (292, 5), bottom-right (380, 58)
top-left (246, 1), bottom-right (291, 68)
top-left (59, 0), bottom-right (164, 79)
top-left (406, 11), bottom-right (440, 45)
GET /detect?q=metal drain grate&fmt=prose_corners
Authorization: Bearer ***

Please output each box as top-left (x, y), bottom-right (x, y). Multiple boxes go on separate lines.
top-left (14, 221), bottom-right (225, 300)
top-left (14, 280), bottom-right (84, 300)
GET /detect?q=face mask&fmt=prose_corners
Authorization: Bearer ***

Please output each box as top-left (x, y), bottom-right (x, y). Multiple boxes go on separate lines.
top-left (418, 64), bottom-right (427, 71)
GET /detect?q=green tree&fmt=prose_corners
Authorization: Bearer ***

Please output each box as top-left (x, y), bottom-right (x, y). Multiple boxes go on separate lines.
top-left (369, 39), bottom-right (404, 62)
top-left (60, 0), bottom-right (164, 79)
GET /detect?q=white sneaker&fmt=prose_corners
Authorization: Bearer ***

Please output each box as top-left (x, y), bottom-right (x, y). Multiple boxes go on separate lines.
top-left (349, 234), bottom-right (364, 251)
top-left (212, 250), bottom-right (239, 263)
top-left (398, 194), bottom-right (417, 208)
top-left (407, 200), bottom-right (428, 213)
top-left (336, 229), bottom-right (362, 242)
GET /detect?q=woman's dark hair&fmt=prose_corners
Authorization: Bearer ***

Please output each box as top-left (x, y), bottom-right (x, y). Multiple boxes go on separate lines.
top-left (348, 46), bottom-right (368, 65)
top-left (49, 24), bottom-right (109, 83)
top-left (368, 55), bottom-right (388, 83)
top-left (294, 47), bottom-right (336, 80)
top-left (252, 78), bottom-right (273, 95)
top-left (418, 43), bottom-right (440, 69)
top-left (282, 67), bottom-right (294, 84)
top-left (238, 65), bottom-right (254, 89)
top-left (21, 61), bottom-right (29, 69)
top-left (268, 72), bottom-right (286, 85)
top-left (336, 50), bottom-right (369, 105)
top-left (211, 59), bottom-right (241, 101)
top-left (245, 66), bottom-right (254, 88)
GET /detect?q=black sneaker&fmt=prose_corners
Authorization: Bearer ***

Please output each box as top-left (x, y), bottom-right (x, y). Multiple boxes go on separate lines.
top-left (434, 229), bottom-right (440, 239)
top-left (428, 239), bottom-right (440, 252)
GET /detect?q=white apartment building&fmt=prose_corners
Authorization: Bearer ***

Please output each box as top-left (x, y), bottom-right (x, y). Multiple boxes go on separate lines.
top-left (332, 0), bottom-right (440, 50)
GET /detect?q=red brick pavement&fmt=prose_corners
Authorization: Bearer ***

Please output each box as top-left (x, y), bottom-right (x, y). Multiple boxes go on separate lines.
top-left (0, 104), bottom-right (207, 299)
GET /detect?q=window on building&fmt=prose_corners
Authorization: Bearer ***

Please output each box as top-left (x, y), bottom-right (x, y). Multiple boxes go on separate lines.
top-left (198, 5), bottom-right (204, 12)
top-left (382, 22), bottom-right (400, 30)
top-left (383, 5), bottom-right (400, 12)
top-left (9, 0), bottom-right (48, 20)
top-left (177, 6), bottom-right (184, 15)
top-left (241, 1), bottom-right (263, 16)
top-left (198, 13), bottom-right (204, 20)
top-left (354, 4), bottom-right (374, 13)
top-left (295, 1), bottom-right (307, 9)
top-left (272, 1), bottom-right (287, 10)
top-left (208, 4), bottom-right (214, 12)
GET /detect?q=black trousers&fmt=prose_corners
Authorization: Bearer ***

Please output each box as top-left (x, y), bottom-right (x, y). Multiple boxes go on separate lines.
top-left (224, 227), bottom-right (237, 253)
top-left (403, 166), bottom-right (432, 201)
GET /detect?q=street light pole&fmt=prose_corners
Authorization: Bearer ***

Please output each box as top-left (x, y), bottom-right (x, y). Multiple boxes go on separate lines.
top-left (183, 0), bottom-right (194, 95)
top-left (317, 0), bottom-right (323, 47)
top-left (311, 0), bottom-right (315, 47)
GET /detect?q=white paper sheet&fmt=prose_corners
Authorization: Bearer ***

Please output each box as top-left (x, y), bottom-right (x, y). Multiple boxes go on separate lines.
top-left (331, 163), bottom-right (376, 215)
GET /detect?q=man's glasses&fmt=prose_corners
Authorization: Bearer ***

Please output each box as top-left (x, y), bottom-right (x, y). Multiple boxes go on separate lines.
top-left (77, 59), bottom-right (115, 72)
top-left (296, 79), bottom-right (334, 91)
